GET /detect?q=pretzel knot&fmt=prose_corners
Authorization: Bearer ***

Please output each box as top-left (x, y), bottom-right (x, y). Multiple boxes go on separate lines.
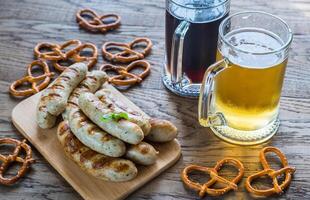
top-left (34, 40), bottom-right (82, 61)
top-left (34, 40), bottom-right (98, 72)
top-left (53, 43), bottom-right (98, 71)
top-left (0, 138), bottom-right (35, 185)
top-left (245, 146), bottom-right (296, 196)
top-left (102, 37), bottom-right (152, 63)
top-left (9, 60), bottom-right (54, 97)
top-left (76, 8), bottom-right (121, 33)
top-left (181, 158), bottom-right (244, 197)
top-left (99, 60), bottom-right (151, 86)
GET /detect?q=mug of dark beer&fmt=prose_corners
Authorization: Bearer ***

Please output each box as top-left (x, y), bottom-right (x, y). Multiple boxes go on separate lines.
top-left (163, 0), bottom-right (230, 97)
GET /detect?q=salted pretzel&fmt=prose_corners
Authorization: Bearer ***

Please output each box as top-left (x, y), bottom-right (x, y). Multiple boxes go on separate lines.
top-left (9, 60), bottom-right (54, 97)
top-left (34, 40), bottom-right (82, 61)
top-left (0, 138), bottom-right (35, 185)
top-left (100, 60), bottom-right (151, 86)
top-left (181, 158), bottom-right (244, 197)
top-left (102, 38), bottom-right (152, 63)
top-left (245, 146), bottom-right (295, 196)
top-left (53, 43), bottom-right (98, 71)
top-left (76, 8), bottom-right (121, 33)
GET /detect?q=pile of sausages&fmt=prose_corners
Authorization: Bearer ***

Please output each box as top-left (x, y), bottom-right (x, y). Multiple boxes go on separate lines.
top-left (36, 62), bottom-right (178, 182)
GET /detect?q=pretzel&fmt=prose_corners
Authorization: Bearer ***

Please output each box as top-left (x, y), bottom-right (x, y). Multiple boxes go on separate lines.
top-left (34, 40), bottom-right (82, 61)
top-left (100, 60), bottom-right (151, 86)
top-left (102, 38), bottom-right (152, 63)
top-left (9, 60), bottom-right (54, 97)
top-left (53, 43), bottom-right (98, 71)
top-left (76, 8), bottom-right (121, 33)
top-left (0, 138), bottom-right (35, 185)
top-left (181, 158), bottom-right (244, 197)
top-left (245, 146), bottom-right (295, 196)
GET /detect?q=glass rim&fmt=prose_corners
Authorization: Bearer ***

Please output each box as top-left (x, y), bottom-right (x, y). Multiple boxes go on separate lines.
top-left (219, 11), bottom-right (293, 55)
top-left (168, 0), bottom-right (230, 9)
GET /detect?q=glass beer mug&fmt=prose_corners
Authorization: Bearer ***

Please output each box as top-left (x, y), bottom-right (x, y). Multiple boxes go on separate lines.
top-left (199, 11), bottom-right (293, 145)
top-left (163, 0), bottom-right (230, 97)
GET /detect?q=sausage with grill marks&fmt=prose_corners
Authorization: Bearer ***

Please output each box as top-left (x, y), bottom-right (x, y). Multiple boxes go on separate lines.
top-left (78, 92), bottom-right (144, 144)
top-left (68, 109), bottom-right (126, 157)
top-left (37, 63), bottom-right (87, 129)
top-left (57, 121), bottom-right (138, 182)
top-left (95, 88), bottom-right (151, 136)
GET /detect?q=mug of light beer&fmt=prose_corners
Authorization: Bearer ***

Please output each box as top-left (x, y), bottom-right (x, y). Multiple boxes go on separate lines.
top-left (198, 11), bottom-right (293, 145)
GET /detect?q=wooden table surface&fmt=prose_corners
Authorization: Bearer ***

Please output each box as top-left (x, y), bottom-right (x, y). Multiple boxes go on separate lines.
top-left (0, 0), bottom-right (309, 199)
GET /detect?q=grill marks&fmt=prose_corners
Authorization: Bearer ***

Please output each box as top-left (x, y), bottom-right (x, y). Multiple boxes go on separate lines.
top-left (70, 67), bottom-right (80, 75)
top-left (139, 145), bottom-right (150, 155)
top-left (72, 110), bottom-right (89, 128)
top-left (51, 84), bottom-right (66, 90)
top-left (71, 92), bottom-right (80, 99)
top-left (68, 102), bottom-right (79, 108)
top-left (87, 126), bottom-right (97, 135)
top-left (80, 150), bottom-right (97, 163)
top-left (100, 89), bottom-right (142, 116)
top-left (79, 82), bottom-right (91, 90)
top-left (86, 75), bottom-right (98, 82)
top-left (59, 122), bottom-right (70, 135)
top-left (64, 132), bottom-right (82, 154)
top-left (48, 93), bottom-right (61, 98)
top-left (108, 161), bottom-right (130, 172)
top-left (92, 157), bottom-right (113, 169)
top-left (60, 76), bottom-right (72, 82)
top-left (101, 135), bottom-right (111, 142)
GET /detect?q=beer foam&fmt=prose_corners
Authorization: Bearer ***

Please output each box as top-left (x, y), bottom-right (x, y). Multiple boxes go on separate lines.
top-left (221, 28), bottom-right (286, 69)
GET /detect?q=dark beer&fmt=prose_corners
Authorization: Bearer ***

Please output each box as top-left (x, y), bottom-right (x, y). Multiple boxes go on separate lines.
top-left (165, 10), bottom-right (228, 83)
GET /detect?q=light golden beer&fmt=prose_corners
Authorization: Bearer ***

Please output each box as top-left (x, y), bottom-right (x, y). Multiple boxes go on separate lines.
top-left (213, 30), bottom-right (287, 131)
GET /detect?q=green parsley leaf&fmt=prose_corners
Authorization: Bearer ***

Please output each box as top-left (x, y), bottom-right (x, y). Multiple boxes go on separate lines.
top-left (100, 112), bottom-right (129, 123)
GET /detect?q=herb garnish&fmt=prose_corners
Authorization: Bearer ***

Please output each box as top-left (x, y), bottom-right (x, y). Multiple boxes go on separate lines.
top-left (100, 112), bottom-right (129, 122)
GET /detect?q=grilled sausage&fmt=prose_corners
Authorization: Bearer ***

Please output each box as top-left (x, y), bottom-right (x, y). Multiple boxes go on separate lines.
top-left (146, 119), bottom-right (178, 142)
top-left (126, 142), bottom-right (158, 165)
top-left (68, 109), bottom-right (126, 157)
top-left (45, 62), bottom-right (87, 115)
top-left (62, 70), bottom-right (108, 120)
top-left (78, 92), bottom-right (144, 144)
top-left (95, 88), bottom-right (151, 135)
top-left (57, 121), bottom-right (138, 182)
top-left (37, 63), bottom-right (87, 128)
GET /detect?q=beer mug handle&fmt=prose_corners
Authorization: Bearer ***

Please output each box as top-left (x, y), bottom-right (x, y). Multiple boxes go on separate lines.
top-left (170, 20), bottom-right (190, 83)
top-left (198, 59), bottom-right (228, 127)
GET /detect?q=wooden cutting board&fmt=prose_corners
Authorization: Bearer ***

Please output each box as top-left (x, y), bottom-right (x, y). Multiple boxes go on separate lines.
top-left (11, 84), bottom-right (181, 200)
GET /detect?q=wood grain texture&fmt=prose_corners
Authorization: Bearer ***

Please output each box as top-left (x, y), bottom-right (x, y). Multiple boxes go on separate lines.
top-left (0, 0), bottom-right (310, 199)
